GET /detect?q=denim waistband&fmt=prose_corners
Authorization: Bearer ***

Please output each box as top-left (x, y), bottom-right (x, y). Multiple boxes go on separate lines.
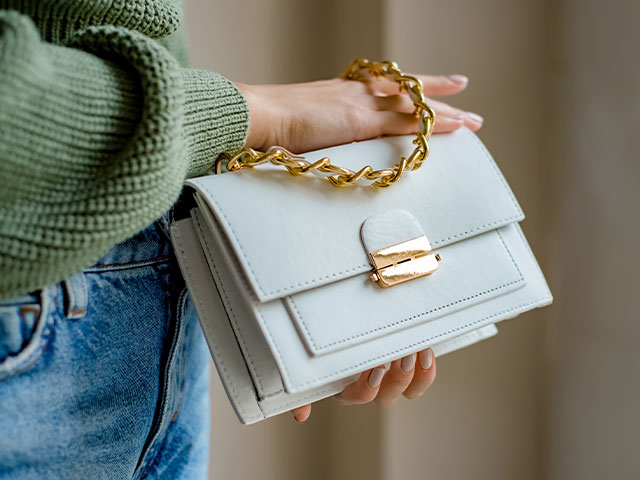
top-left (87, 187), bottom-right (196, 270)
top-left (87, 215), bottom-right (171, 270)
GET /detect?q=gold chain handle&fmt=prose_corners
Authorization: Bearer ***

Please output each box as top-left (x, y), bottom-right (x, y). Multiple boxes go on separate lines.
top-left (217, 59), bottom-right (436, 189)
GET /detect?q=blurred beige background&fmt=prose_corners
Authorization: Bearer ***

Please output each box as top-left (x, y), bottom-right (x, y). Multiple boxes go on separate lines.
top-left (183, 0), bottom-right (640, 478)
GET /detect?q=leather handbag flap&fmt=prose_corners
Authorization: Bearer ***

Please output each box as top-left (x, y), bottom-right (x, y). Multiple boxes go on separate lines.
top-left (186, 127), bottom-right (524, 303)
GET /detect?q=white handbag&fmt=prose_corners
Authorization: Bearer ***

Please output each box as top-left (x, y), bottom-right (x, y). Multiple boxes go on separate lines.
top-left (169, 61), bottom-right (552, 424)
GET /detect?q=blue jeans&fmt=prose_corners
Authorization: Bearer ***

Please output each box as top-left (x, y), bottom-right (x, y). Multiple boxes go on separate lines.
top-left (0, 209), bottom-right (211, 479)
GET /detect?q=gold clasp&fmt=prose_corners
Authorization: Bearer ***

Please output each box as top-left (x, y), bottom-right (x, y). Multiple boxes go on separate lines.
top-left (369, 236), bottom-right (441, 288)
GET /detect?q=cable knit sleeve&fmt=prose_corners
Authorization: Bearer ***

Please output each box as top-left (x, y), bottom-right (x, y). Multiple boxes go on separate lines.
top-left (0, 11), bottom-right (249, 299)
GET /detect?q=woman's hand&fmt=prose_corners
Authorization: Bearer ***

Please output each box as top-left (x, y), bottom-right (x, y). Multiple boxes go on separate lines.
top-left (291, 348), bottom-right (436, 423)
top-left (236, 74), bottom-right (482, 154)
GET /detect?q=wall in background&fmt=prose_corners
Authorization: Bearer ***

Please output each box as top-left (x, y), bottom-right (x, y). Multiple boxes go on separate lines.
top-left (545, 1), bottom-right (640, 478)
top-left (183, 0), bottom-right (639, 478)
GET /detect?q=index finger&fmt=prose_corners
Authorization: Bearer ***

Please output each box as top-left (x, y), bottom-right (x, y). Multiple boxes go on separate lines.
top-left (364, 73), bottom-right (469, 97)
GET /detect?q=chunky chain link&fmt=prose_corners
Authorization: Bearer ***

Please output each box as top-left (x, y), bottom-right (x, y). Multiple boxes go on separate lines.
top-left (217, 59), bottom-right (436, 189)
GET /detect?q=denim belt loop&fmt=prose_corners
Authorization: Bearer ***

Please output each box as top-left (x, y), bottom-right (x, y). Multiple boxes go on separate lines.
top-left (62, 273), bottom-right (88, 320)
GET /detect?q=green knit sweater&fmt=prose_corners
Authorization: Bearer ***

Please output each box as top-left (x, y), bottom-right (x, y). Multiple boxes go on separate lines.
top-left (0, 1), bottom-right (250, 299)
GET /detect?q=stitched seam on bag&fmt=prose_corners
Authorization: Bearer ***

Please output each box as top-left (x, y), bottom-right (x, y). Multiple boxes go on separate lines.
top-left (497, 228), bottom-right (523, 278)
top-left (254, 302), bottom-right (298, 398)
top-left (277, 297), bottom-right (552, 391)
top-left (199, 185), bottom-right (520, 299)
top-left (171, 225), bottom-right (263, 423)
top-left (206, 233), bottom-right (288, 398)
top-left (429, 215), bottom-right (521, 247)
top-left (193, 214), bottom-right (268, 396)
top-left (196, 206), bottom-right (259, 297)
top-left (289, 279), bottom-right (522, 351)
top-left (194, 210), bottom-right (287, 399)
top-left (434, 326), bottom-right (496, 351)
top-left (290, 228), bottom-right (525, 352)
top-left (259, 388), bottom-right (285, 400)
top-left (515, 225), bottom-right (552, 296)
top-left (171, 226), bottom-right (247, 417)
top-left (258, 386), bottom-right (343, 416)
top-left (194, 208), bottom-right (292, 399)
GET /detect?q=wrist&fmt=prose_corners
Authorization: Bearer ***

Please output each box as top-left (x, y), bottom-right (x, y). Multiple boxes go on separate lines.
top-left (235, 82), bottom-right (269, 150)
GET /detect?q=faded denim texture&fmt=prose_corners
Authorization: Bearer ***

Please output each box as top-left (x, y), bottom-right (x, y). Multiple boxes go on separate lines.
top-left (0, 209), bottom-right (211, 479)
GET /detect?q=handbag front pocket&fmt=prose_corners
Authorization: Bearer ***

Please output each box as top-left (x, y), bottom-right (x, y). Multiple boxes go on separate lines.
top-left (285, 227), bottom-right (524, 355)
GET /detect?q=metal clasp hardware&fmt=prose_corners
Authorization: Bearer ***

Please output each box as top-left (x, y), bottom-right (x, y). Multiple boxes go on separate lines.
top-left (369, 235), bottom-right (441, 288)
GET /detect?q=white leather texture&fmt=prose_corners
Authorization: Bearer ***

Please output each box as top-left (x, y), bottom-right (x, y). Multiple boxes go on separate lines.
top-left (171, 127), bottom-right (552, 423)
top-left (360, 209), bottom-right (427, 253)
top-left (186, 128), bottom-right (524, 303)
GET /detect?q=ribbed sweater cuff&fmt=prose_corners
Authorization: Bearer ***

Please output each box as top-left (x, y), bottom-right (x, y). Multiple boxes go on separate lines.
top-left (181, 69), bottom-right (249, 177)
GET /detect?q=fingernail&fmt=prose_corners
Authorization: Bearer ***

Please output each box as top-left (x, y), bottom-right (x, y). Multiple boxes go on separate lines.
top-left (466, 112), bottom-right (484, 124)
top-left (369, 368), bottom-right (386, 388)
top-left (419, 349), bottom-right (434, 370)
top-left (449, 74), bottom-right (468, 84)
top-left (401, 353), bottom-right (416, 372)
top-left (383, 362), bottom-right (391, 371)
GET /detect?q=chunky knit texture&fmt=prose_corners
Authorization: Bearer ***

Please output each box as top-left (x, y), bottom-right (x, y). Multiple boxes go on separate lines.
top-left (0, 4), bottom-right (249, 299)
